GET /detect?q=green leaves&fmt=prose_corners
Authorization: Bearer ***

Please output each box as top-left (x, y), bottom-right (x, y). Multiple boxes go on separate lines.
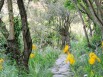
top-left (14, 17), bottom-right (22, 50)
top-left (64, 0), bottom-right (75, 10)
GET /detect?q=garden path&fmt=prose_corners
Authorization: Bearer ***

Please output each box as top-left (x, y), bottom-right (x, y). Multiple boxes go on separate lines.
top-left (51, 54), bottom-right (73, 77)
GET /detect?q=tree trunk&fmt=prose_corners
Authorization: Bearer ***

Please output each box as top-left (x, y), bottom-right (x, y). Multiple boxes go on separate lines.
top-left (89, 24), bottom-right (92, 37)
top-left (0, 0), bottom-right (4, 11)
top-left (59, 14), bottom-right (71, 48)
top-left (65, 16), bottom-right (71, 47)
top-left (17, 0), bottom-right (32, 71)
top-left (88, 19), bottom-right (92, 37)
top-left (73, 0), bottom-right (91, 47)
top-left (7, 0), bottom-right (15, 40)
top-left (7, 0), bottom-right (20, 62)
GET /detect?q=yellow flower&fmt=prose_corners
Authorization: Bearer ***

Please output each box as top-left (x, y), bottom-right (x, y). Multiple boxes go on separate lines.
top-left (67, 53), bottom-right (74, 60)
top-left (89, 52), bottom-right (97, 59)
top-left (30, 53), bottom-right (35, 58)
top-left (89, 58), bottom-right (95, 65)
top-left (69, 58), bottom-right (75, 64)
top-left (32, 44), bottom-right (36, 50)
top-left (66, 53), bottom-right (75, 64)
top-left (67, 52), bottom-right (70, 55)
top-left (89, 52), bottom-right (101, 64)
top-left (63, 45), bottom-right (69, 53)
top-left (0, 58), bottom-right (4, 64)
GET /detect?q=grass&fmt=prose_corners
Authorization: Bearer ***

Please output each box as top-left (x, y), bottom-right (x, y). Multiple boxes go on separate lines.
top-left (29, 46), bottom-right (60, 77)
top-left (0, 46), bottom-right (60, 77)
top-left (0, 53), bottom-right (18, 77)
top-left (69, 37), bottom-right (103, 77)
top-left (1, 28), bottom-right (103, 77)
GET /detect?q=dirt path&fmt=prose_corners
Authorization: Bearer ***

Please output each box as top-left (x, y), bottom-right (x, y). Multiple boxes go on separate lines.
top-left (51, 54), bottom-right (73, 77)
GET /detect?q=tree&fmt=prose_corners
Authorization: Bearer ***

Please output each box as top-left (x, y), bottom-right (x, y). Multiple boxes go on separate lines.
top-left (17, 0), bottom-right (32, 71)
top-left (7, 0), bottom-right (15, 40)
top-left (72, 0), bottom-right (90, 47)
top-left (6, 0), bottom-right (20, 62)
top-left (40, 0), bottom-right (77, 48)
top-left (0, 0), bottom-right (32, 72)
top-left (73, 0), bottom-right (103, 41)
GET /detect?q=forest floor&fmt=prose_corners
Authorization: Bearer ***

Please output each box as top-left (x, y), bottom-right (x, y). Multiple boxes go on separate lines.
top-left (51, 54), bottom-right (73, 77)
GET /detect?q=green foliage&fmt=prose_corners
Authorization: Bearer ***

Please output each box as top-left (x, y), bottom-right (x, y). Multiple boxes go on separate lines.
top-left (42, 0), bottom-right (57, 4)
top-left (91, 24), bottom-right (102, 45)
top-left (64, 0), bottom-right (75, 10)
top-left (71, 37), bottom-right (89, 58)
top-left (0, 46), bottom-right (60, 77)
top-left (14, 17), bottom-right (22, 50)
top-left (0, 53), bottom-right (18, 77)
top-left (29, 46), bottom-right (60, 77)
top-left (70, 32), bottom-right (80, 42)
top-left (64, 0), bottom-right (82, 10)
top-left (0, 34), bottom-right (6, 53)
top-left (32, 27), bottom-right (59, 48)
top-left (0, 35), bottom-right (6, 45)
top-left (70, 37), bottom-right (103, 77)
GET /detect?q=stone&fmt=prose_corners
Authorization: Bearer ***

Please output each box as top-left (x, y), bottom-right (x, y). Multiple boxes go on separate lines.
top-left (53, 75), bottom-right (67, 77)
top-left (51, 54), bottom-right (71, 77)
top-left (59, 64), bottom-right (69, 68)
top-left (51, 67), bottom-right (59, 73)
top-left (58, 67), bottom-right (69, 73)
top-left (55, 58), bottom-right (64, 65)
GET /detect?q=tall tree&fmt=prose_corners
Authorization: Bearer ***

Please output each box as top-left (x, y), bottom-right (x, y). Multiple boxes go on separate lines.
top-left (58, 14), bottom-right (71, 48)
top-left (17, 0), bottom-right (32, 70)
top-left (0, 0), bottom-right (32, 72)
top-left (7, 0), bottom-right (20, 62)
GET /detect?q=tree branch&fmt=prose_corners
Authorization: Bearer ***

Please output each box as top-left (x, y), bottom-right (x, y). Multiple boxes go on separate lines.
top-left (86, 0), bottom-right (103, 27)
top-left (0, 0), bottom-right (4, 11)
